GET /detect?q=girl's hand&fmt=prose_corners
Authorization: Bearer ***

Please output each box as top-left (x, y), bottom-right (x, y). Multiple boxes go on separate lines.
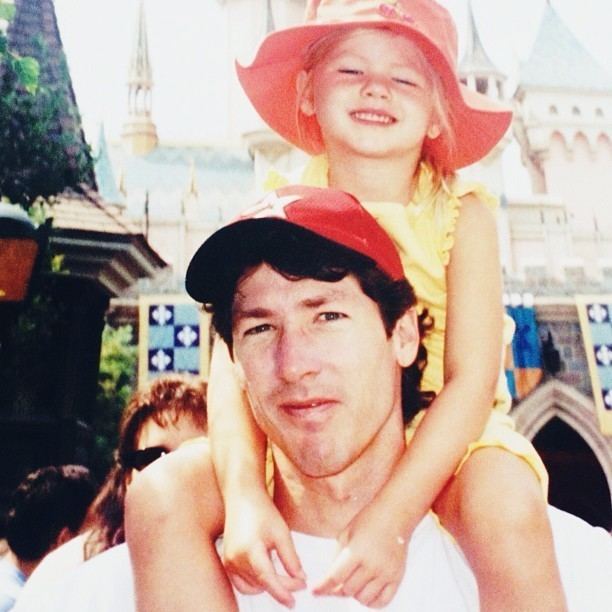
top-left (313, 509), bottom-right (410, 608)
top-left (222, 490), bottom-right (307, 607)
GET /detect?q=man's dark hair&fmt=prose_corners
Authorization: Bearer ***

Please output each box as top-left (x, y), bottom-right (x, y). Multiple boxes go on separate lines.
top-left (205, 221), bottom-right (434, 423)
top-left (5, 465), bottom-right (97, 562)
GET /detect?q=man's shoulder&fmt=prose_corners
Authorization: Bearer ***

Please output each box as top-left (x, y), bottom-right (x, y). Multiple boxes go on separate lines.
top-left (25, 544), bottom-right (134, 612)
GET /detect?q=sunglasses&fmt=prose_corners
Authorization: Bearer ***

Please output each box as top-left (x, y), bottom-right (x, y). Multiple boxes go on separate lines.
top-left (121, 446), bottom-right (169, 471)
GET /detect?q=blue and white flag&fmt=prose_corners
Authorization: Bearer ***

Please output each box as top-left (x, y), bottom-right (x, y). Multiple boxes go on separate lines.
top-left (576, 296), bottom-right (612, 435)
top-left (138, 295), bottom-right (211, 386)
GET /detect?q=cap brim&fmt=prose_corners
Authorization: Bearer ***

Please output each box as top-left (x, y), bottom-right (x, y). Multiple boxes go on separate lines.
top-left (186, 218), bottom-right (306, 304)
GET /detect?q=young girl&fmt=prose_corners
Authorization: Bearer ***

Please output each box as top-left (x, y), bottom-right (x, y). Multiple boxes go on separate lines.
top-left (127, 1), bottom-right (566, 610)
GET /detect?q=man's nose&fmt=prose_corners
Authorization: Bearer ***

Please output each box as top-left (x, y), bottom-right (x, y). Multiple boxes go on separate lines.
top-left (361, 74), bottom-right (391, 99)
top-left (275, 327), bottom-right (319, 383)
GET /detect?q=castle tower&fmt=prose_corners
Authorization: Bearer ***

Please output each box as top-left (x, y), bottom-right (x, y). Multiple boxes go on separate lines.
top-left (514, 4), bottom-right (612, 207)
top-left (121, 0), bottom-right (158, 156)
top-left (511, 4), bottom-right (612, 280)
top-left (457, 0), bottom-right (510, 189)
top-left (94, 124), bottom-right (123, 207)
top-left (456, 1), bottom-right (512, 270)
top-left (221, 0), bottom-right (306, 185)
top-left (458, 0), bottom-right (506, 101)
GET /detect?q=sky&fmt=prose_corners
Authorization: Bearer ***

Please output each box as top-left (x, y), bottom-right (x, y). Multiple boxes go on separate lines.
top-left (52, 0), bottom-right (612, 149)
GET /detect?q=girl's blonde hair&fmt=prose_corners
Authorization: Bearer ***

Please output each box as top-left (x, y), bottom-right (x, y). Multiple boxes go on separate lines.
top-left (296, 26), bottom-right (457, 199)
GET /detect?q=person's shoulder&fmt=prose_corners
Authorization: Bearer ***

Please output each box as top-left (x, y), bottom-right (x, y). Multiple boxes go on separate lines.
top-left (12, 534), bottom-right (86, 611)
top-left (548, 507), bottom-right (612, 612)
top-left (34, 544), bottom-right (134, 612)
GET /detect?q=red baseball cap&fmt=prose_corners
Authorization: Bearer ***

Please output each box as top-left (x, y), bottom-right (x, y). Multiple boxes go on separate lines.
top-left (185, 185), bottom-right (404, 303)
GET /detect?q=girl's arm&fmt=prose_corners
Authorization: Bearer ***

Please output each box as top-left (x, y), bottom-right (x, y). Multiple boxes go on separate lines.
top-left (209, 338), bottom-right (306, 605)
top-left (314, 195), bottom-right (504, 607)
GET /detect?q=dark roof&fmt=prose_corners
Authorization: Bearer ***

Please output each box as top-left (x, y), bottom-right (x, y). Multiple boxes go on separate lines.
top-left (51, 187), bottom-right (168, 297)
top-left (7, 0), bottom-right (96, 188)
top-left (519, 4), bottom-right (612, 92)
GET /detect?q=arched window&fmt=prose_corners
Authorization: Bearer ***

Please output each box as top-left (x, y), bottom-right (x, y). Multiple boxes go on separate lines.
top-left (534, 417), bottom-right (612, 530)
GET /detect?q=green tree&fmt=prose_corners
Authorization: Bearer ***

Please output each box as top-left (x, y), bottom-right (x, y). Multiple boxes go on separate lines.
top-left (0, 1), bottom-right (93, 208)
top-left (91, 325), bottom-right (138, 476)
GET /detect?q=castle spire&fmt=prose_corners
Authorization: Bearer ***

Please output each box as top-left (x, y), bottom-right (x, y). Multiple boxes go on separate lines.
top-left (121, 0), bottom-right (158, 156)
top-left (459, 0), bottom-right (505, 100)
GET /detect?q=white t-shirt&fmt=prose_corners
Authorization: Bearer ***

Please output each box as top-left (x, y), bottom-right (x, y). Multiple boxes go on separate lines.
top-left (37, 508), bottom-right (612, 612)
top-left (12, 533), bottom-right (87, 612)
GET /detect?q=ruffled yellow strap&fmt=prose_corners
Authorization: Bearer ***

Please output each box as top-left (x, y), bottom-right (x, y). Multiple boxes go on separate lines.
top-left (263, 155), bottom-right (329, 191)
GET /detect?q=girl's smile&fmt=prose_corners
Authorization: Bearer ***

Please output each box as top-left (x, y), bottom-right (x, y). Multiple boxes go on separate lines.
top-left (300, 28), bottom-right (439, 163)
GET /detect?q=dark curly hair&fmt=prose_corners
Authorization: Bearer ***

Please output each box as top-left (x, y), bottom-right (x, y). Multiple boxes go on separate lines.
top-left (5, 465), bottom-right (96, 562)
top-left (205, 221), bottom-right (434, 424)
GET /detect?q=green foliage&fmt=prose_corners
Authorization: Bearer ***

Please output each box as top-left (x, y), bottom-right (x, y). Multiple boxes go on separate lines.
top-left (91, 325), bottom-right (138, 475)
top-left (0, 2), bottom-right (16, 23)
top-left (0, 3), bottom-right (38, 94)
top-left (0, 7), bottom-right (92, 208)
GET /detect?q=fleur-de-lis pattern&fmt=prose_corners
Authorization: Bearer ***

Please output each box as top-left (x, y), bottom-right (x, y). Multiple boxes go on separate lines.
top-left (577, 297), bottom-right (612, 435)
top-left (140, 298), bottom-right (210, 384)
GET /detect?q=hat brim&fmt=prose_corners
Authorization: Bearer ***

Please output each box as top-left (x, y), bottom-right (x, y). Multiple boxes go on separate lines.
top-left (237, 21), bottom-right (512, 170)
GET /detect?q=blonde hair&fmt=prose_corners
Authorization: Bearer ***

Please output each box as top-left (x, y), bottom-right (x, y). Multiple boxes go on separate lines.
top-left (296, 26), bottom-right (457, 198)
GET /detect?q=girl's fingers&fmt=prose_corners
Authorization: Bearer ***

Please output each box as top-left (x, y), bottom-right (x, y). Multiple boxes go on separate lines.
top-left (247, 545), bottom-right (297, 607)
top-left (354, 579), bottom-right (388, 608)
top-left (274, 536), bottom-right (306, 582)
top-left (369, 583), bottom-right (398, 609)
top-left (332, 564), bottom-right (371, 597)
top-left (312, 547), bottom-right (359, 595)
top-left (229, 573), bottom-right (264, 595)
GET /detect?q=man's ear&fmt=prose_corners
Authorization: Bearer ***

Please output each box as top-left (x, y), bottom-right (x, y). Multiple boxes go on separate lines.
top-left (392, 308), bottom-right (419, 367)
top-left (296, 70), bottom-right (315, 116)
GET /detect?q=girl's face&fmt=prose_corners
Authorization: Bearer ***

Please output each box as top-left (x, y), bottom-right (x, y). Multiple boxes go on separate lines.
top-left (300, 28), bottom-right (440, 162)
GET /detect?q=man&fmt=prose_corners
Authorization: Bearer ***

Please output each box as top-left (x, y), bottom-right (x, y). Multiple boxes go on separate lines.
top-left (40, 186), bottom-right (612, 611)
top-left (0, 465), bottom-right (96, 611)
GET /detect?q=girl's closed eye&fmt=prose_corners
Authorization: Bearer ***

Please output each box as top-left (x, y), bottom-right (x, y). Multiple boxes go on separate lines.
top-left (393, 76), bottom-right (417, 86)
top-left (337, 68), bottom-right (363, 76)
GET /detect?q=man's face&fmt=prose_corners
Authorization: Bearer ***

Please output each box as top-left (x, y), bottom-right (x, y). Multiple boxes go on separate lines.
top-left (231, 263), bottom-right (416, 478)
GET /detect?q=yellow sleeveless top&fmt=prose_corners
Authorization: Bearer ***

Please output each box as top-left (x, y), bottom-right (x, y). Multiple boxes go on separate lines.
top-left (265, 155), bottom-right (514, 413)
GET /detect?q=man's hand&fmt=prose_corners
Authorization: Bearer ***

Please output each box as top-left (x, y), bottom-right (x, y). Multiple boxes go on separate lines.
top-left (312, 509), bottom-right (410, 608)
top-left (223, 491), bottom-right (306, 607)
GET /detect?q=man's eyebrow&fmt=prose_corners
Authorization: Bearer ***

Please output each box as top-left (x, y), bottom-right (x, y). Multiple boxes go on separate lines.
top-left (232, 306), bottom-right (273, 321)
top-left (233, 287), bottom-right (351, 320)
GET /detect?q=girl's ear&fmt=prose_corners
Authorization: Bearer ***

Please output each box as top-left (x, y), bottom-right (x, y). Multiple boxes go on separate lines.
top-left (297, 70), bottom-right (315, 116)
top-left (427, 122), bottom-right (441, 140)
top-left (392, 308), bottom-right (419, 368)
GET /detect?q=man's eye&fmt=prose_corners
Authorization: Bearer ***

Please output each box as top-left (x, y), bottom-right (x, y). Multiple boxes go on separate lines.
top-left (318, 312), bottom-right (346, 322)
top-left (244, 323), bottom-right (272, 336)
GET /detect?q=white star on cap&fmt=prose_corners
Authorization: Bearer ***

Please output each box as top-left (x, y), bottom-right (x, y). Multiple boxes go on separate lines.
top-left (240, 193), bottom-right (302, 220)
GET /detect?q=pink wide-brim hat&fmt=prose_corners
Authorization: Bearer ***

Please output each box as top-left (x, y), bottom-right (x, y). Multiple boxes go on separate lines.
top-left (236, 0), bottom-right (512, 171)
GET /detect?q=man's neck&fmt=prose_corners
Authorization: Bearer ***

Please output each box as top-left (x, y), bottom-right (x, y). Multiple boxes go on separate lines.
top-left (272, 413), bottom-right (406, 537)
top-left (326, 150), bottom-right (421, 205)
